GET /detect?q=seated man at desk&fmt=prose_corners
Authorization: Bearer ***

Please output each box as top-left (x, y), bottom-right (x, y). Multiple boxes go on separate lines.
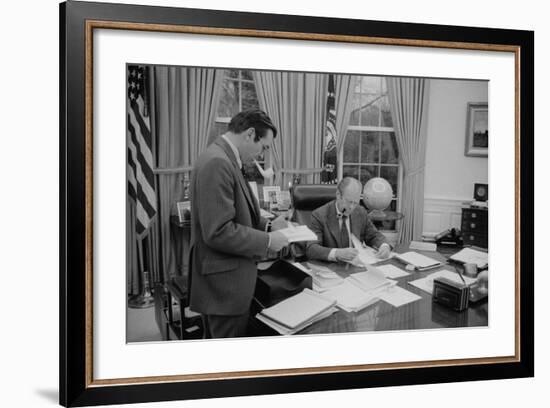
top-left (306, 177), bottom-right (391, 263)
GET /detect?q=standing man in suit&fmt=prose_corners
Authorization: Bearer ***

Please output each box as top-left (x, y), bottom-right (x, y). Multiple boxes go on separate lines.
top-left (189, 109), bottom-right (289, 338)
top-left (306, 177), bottom-right (391, 263)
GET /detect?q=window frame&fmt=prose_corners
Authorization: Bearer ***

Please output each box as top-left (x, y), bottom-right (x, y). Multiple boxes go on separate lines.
top-left (338, 77), bottom-right (403, 215)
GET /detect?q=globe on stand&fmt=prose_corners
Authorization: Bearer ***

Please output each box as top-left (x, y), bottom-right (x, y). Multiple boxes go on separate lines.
top-left (362, 177), bottom-right (393, 218)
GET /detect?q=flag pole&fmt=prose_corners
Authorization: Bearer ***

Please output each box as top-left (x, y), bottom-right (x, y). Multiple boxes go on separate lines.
top-left (128, 234), bottom-right (155, 309)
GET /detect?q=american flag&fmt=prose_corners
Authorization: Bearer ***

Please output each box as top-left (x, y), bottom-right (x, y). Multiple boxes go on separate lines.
top-left (127, 65), bottom-right (157, 236)
top-left (322, 74), bottom-right (337, 183)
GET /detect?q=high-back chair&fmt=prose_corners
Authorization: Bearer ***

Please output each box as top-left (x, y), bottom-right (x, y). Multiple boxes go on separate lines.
top-left (290, 184), bottom-right (337, 226)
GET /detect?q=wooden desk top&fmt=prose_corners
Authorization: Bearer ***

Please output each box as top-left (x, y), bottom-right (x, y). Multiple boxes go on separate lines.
top-left (252, 246), bottom-right (487, 336)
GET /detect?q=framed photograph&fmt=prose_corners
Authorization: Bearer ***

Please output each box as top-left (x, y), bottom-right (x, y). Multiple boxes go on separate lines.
top-left (60, 1), bottom-right (533, 406)
top-left (465, 102), bottom-right (489, 157)
top-left (263, 185), bottom-right (282, 207)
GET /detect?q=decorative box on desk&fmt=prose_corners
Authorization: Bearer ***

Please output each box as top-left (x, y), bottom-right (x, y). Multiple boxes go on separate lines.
top-left (461, 206), bottom-right (488, 249)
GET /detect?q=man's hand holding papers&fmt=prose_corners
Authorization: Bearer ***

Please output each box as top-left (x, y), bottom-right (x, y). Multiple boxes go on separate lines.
top-left (277, 224), bottom-right (317, 243)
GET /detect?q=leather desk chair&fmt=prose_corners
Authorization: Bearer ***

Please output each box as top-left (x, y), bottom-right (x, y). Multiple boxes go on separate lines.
top-left (290, 184), bottom-right (337, 260)
top-left (290, 184), bottom-right (337, 226)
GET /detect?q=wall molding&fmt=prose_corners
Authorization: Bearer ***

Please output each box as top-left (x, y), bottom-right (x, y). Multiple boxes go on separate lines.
top-left (422, 196), bottom-right (468, 238)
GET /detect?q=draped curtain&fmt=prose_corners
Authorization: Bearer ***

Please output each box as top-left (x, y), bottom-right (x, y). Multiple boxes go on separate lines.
top-left (139, 66), bottom-right (223, 283)
top-left (334, 75), bottom-right (358, 157)
top-left (253, 71), bottom-right (328, 187)
top-left (386, 77), bottom-right (430, 243)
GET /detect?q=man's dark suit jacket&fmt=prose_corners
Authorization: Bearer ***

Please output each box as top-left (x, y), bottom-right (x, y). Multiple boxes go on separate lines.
top-left (189, 137), bottom-right (269, 316)
top-left (306, 199), bottom-right (387, 261)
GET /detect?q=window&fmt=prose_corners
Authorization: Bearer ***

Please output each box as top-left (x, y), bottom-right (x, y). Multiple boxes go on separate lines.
top-left (210, 69), bottom-right (265, 184)
top-left (341, 77), bottom-right (400, 214)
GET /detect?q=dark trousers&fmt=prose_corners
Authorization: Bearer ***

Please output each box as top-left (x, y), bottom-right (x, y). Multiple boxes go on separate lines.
top-left (206, 313), bottom-right (249, 338)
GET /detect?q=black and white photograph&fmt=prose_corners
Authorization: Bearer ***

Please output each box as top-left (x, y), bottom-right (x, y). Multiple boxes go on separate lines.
top-left (126, 64), bottom-right (489, 342)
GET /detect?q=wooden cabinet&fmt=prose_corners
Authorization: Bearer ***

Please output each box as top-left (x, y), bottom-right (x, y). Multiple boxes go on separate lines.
top-left (461, 207), bottom-right (488, 248)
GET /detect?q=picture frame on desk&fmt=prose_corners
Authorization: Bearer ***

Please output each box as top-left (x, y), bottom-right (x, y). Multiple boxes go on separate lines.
top-left (60, 1), bottom-right (533, 406)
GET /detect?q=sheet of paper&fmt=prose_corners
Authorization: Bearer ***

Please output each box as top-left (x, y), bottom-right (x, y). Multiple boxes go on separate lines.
top-left (379, 286), bottom-right (422, 307)
top-left (377, 264), bottom-right (410, 279)
top-left (260, 208), bottom-right (275, 219)
top-left (349, 235), bottom-right (381, 265)
top-left (306, 263), bottom-right (344, 289)
top-left (348, 269), bottom-right (394, 292)
top-left (395, 251), bottom-right (443, 269)
top-left (449, 247), bottom-right (488, 268)
top-left (323, 279), bottom-right (380, 312)
top-left (279, 225), bottom-right (317, 243)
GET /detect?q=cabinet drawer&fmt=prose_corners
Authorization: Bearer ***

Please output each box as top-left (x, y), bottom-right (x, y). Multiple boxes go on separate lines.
top-left (462, 209), bottom-right (488, 223)
top-left (463, 233), bottom-right (488, 248)
top-left (461, 219), bottom-right (486, 232)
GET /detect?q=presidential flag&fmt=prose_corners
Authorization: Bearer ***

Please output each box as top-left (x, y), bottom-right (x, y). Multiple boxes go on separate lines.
top-left (127, 65), bottom-right (157, 236)
top-left (322, 74), bottom-right (337, 183)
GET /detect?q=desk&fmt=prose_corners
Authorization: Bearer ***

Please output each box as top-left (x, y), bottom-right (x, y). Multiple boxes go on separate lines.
top-left (251, 245), bottom-right (487, 336)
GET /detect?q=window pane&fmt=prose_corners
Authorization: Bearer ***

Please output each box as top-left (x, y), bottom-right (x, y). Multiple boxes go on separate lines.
top-left (380, 132), bottom-right (398, 164)
top-left (227, 69), bottom-right (239, 79)
top-left (380, 166), bottom-right (398, 195)
top-left (207, 121), bottom-right (227, 145)
top-left (343, 165), bottom-right (359, 179)
top-left (360, 95), bottom-right (380, 126)
top-left (380, 96), bottom-right (393, 127)
top-left (349, 93), bottom-right (361, 125)
top-left (361, 76), bottom-right (380, 94)
top-left (359, 165), bottom-right (378, 185)
top-left (242, 81), bottom-right (259, 111)
top-left (241, 70), bottom-right (253, 81)
top-left (361, 131), bottom-right (379, 164)
top-left (343, 130), bottom-right (360, 163)
top-left (217, 80), bottom-right (239, 117)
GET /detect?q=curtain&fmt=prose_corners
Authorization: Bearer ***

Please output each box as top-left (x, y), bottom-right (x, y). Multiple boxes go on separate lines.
top-left (151, 66), bottom-right (223, 281)
top-left (334, 75), bottom-right (358, 155)
top-left (253, 71), bottom-right (328, 187)
top-left (386, 77), bottom-right (430, 243)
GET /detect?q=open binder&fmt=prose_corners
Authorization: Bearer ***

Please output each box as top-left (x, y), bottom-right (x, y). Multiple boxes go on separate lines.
top-left (257, 288), bottom-right (336, 331)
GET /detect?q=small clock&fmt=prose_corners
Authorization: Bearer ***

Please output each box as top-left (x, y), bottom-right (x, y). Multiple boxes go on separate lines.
top-left (474, 183), bottom-right (488, 202)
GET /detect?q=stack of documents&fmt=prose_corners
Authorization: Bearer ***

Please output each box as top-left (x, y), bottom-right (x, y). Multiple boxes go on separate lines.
top-left (375, 264), bottom-right (410, 279)
top-left (348, 266), bottom-right (395, 292)
top-left (322, 279), bottom-right (380, 312)
top-left (449, 247), bottom-right (488, 269)
top-left (256, 289), bottom-right (337, 335)
top-left (306, 263), bottom-right (344, 290)
top-left (321, 267), bottom-right (420, 311)
top-left (278, 225), bottom-right (317, 243)
top-left (394, 251), bottom-right (443, 271)
top-left (408, 269), bottom-right (476, 295)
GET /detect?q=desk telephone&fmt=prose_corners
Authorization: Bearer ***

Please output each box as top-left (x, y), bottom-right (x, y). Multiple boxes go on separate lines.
top-left (434, 228), bottom-right (463, 246)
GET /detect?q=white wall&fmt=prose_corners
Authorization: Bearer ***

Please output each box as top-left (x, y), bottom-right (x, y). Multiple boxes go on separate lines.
top-left (2, 1), bottom-right (547, 408)
top-left (425, 79), bottom-right (488, 200)
top-left (423, 79), bottom-right (489, 235)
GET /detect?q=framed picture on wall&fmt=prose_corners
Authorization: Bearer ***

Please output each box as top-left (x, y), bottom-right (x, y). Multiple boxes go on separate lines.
top-left (60, 1), bottom-right (533, 406)
top-left (465, 102), bottom-right (489, 157)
